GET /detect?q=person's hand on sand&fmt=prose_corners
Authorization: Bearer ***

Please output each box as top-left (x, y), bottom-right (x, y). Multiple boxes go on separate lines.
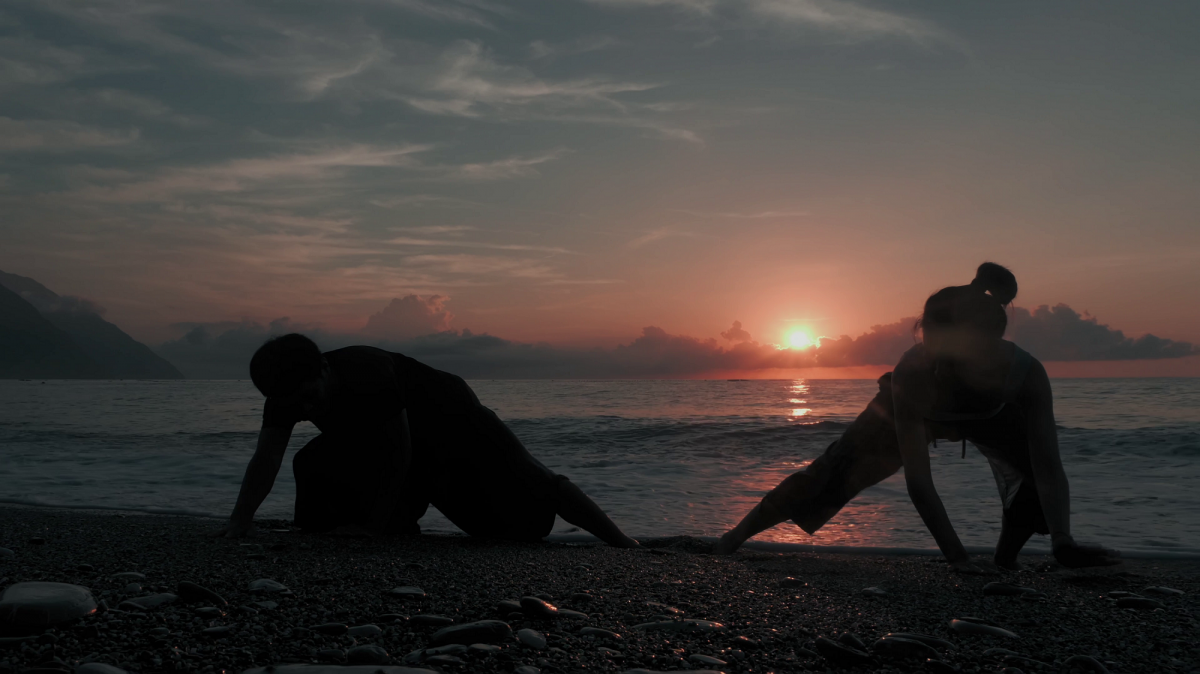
top-left (949, 558), bottom-right (1000, 575)
top-left (1053, 539), bottom-right (1121, 568)
top-left (210, 519), bottom-right (254, 538)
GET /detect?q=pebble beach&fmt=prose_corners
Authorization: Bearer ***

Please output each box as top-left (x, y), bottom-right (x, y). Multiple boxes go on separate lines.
top-left (0, 505), bottom-right (1197, 674)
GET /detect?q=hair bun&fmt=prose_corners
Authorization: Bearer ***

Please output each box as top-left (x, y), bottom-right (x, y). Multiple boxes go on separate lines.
top-left (970, 262), bottom-right (1018, 306)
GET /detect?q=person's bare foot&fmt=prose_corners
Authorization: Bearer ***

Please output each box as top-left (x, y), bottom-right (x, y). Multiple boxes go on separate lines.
top-left (711, 532), bottom-right (742, 555)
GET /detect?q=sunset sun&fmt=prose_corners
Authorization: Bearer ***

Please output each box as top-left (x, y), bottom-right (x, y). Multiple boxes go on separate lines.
top-left (787, 330), bottom-right (815, 350)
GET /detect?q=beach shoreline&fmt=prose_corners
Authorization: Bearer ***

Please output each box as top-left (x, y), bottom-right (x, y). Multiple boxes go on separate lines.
top-left (0, 505), bottom-right (1196, 673)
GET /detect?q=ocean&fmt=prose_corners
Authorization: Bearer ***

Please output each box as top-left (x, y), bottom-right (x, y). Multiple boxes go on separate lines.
top-left (1, 377), bottom-right (1198, 557)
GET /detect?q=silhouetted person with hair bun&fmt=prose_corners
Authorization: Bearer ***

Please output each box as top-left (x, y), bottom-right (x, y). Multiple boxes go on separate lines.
top-left (715, 262), bottom-right (1120, 572)
top-left (215, 335), bottom-right (641, 547)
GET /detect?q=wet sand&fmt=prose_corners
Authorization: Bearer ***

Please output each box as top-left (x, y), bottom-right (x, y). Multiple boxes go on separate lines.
top-left (0, 505), bottom-right (1196, 673)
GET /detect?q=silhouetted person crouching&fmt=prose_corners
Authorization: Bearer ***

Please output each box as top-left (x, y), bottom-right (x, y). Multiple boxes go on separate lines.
top-left (215, 334), bottom-right (640, 547)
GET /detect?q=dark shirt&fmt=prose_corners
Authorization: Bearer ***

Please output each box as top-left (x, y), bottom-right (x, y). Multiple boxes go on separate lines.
top-left (262, 346), bottom-right (409, 434)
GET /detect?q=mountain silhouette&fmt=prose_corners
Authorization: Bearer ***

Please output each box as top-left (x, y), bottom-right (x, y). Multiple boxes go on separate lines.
top-left (0, 282), bottom-right (110, 378)
top-left (0, 270), bottom-right (183, 379)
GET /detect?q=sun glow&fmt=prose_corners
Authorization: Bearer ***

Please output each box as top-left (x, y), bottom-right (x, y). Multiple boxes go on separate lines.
top-left (787, 330), bottom-right (815, 350)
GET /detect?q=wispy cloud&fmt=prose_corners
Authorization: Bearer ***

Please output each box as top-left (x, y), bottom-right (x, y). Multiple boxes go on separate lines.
top-left (671, 208), bottom-right (809, 219)
top-left (0, 117), bottom-right (139, 152)
top-left (584, 0), bottom-right (951, 44)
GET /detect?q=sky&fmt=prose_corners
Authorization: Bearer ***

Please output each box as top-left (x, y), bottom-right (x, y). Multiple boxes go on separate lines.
top-left (2, 0), bottom-right (1199, 377)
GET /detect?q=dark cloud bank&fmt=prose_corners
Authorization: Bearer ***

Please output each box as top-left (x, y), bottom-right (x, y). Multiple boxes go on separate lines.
top-left (156, 296), bottom-right (1198, 379)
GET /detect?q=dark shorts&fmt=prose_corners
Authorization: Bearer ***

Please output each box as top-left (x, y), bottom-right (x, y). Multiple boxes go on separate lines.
top-left (762, 373), bottom-right (1049, 536)
top-left (292, 374), bottom-right (565, 541)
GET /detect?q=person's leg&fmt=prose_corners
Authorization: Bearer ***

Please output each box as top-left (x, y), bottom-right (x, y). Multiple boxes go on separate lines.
top-left (556, 478), bottom-right (641, 548)
top-left (712, 495), bottom-right (792, 554)
top-left (715, 374), bottom-right (904, 555)
top-left (292, 435), bottom-right (351, 533)
top-left (995, 513), bottom-right (1036, 570)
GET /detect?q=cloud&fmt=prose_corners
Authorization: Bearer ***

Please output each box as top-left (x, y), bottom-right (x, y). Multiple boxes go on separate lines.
top-left (1010, 304), bottom-right (1198, 361)
top-left (362, 294), bottom-right (454, 340)
top-left (583, 0), bottom-right (948, 44)
top-left (449, 151), bottom-right (564, 179)
top-left (0, 117), bottom-right (139, 152)
top-left (627, 228), bottom-right (688, 249)
top-left (401, 41), bottom-right (658, 118)
top-left (721, 320), bottom-right (751, 343)
top-left (155, 300), bottom-right (1198, 379)
top-left (746, 0), bottom-right (944, 42)
top-left (156, 317), bottom-right (329, 380)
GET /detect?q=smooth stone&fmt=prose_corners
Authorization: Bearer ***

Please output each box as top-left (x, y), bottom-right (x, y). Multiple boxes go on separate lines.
top-left (557, 608), bottom-right (588, 620)
top-left (177, 581), bottom-right (227, 606)
top-left (410, 614), bottom-right (454, 626)
top-left (76, 564), bottom-right (95, 572)
top-left (0, 548), bottom-right (13, 558)
top-left (632, 619), bottom-right (726, 633)
top-left (886, 633), bottom-right (955, 651)
top-left (924, 660), bottom-right (961, 674)
top-left (347, 624), bottom-right (382, 638)
top-left (202, 625), bottom-right (234, 637)
top-left (76, 664), bottom-right (129, 674)
top-left (838, 632), bottom-right (867, 650)
top-left (948, 618), bottom-right (1018, 638)
top-left (873, 636), bottom-right (940, 660)
top-left (375, 613), bottom-right (406, 623)
top-left (241, 662), bottom-right (434, 666)
top-left (248, 579), bottom-right (287, 594)
top-left (861, 586), bottom-right (887, 597)
top-left (496, 599), bottom-right (523, 614)
top-left (1116, 597), bottom-right (1165, 610)
top-left (645, 601), bottom-right (682, 615)
top-left (579, 627), bottom-right (620, 640)
top-left (814, 636), bottom-right (873, 666)
top-left (570, 592), bottom-right (593, 603)
top-left (517, 628), bottom-right (546, 649)
top-left (28, 537), bottom-right (45, 545)
top-left (311, 623), bottom-right (349, 636)
top-left (983, 582), bottom-right (1035, 597)
top-left (121, 583), bottom-right (142, 594)
top-left (346, 645), bottom-right (389, 665)
top-left (1063, 655), bottom-right (1112, 673)
top-left (385, 586), bottom-right (425, 600)
top-left (468, 643), bottom-right (501, 654)
top-left (0, 582), bottom-right (98, 635)
top-left (1143, 586), bottom-right (1184, 597)
top-left (254, 600), bottom-right (278, 610)
top-left (513, 668), bottom-right (540, 674)
top-left (982, 647), bottom-right (1049, 668)
top-left (796, 647), bottom-right (819, 658)
top-left (779, 577), bottom-right (807, 589)
top-left (121, 593), bottom-right (177, 610)
top-left (195, 607), bottom-right (226, 619)
top-left (316, 649), bottom-right (345, 661)
top-left (598, 646), bottom-right (622, 656)
top-left (110, 572), bottom-right (144, 582)
top-left (1107, 590), bottom-right (1136, 598)
top-left (430, 620), bottom-right (512, 646)
top-left (424, 655), bottom-right (464, 666)
top-left (688, 654), bottom-right (726, 665)
top-left (520, 596), bottom-right (559, 619)
top-left (403, 645), bottom-right (467, 663)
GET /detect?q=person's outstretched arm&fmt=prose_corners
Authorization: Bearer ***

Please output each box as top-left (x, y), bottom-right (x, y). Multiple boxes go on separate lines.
top-left (214, 426), bottom-right (292, 537)
top-left (1023, 361), bottom-right (1119, 567)
top-left (556, 480), bottom-right (641, 548)
top-left (893, 373), bottom-right (989, 573)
